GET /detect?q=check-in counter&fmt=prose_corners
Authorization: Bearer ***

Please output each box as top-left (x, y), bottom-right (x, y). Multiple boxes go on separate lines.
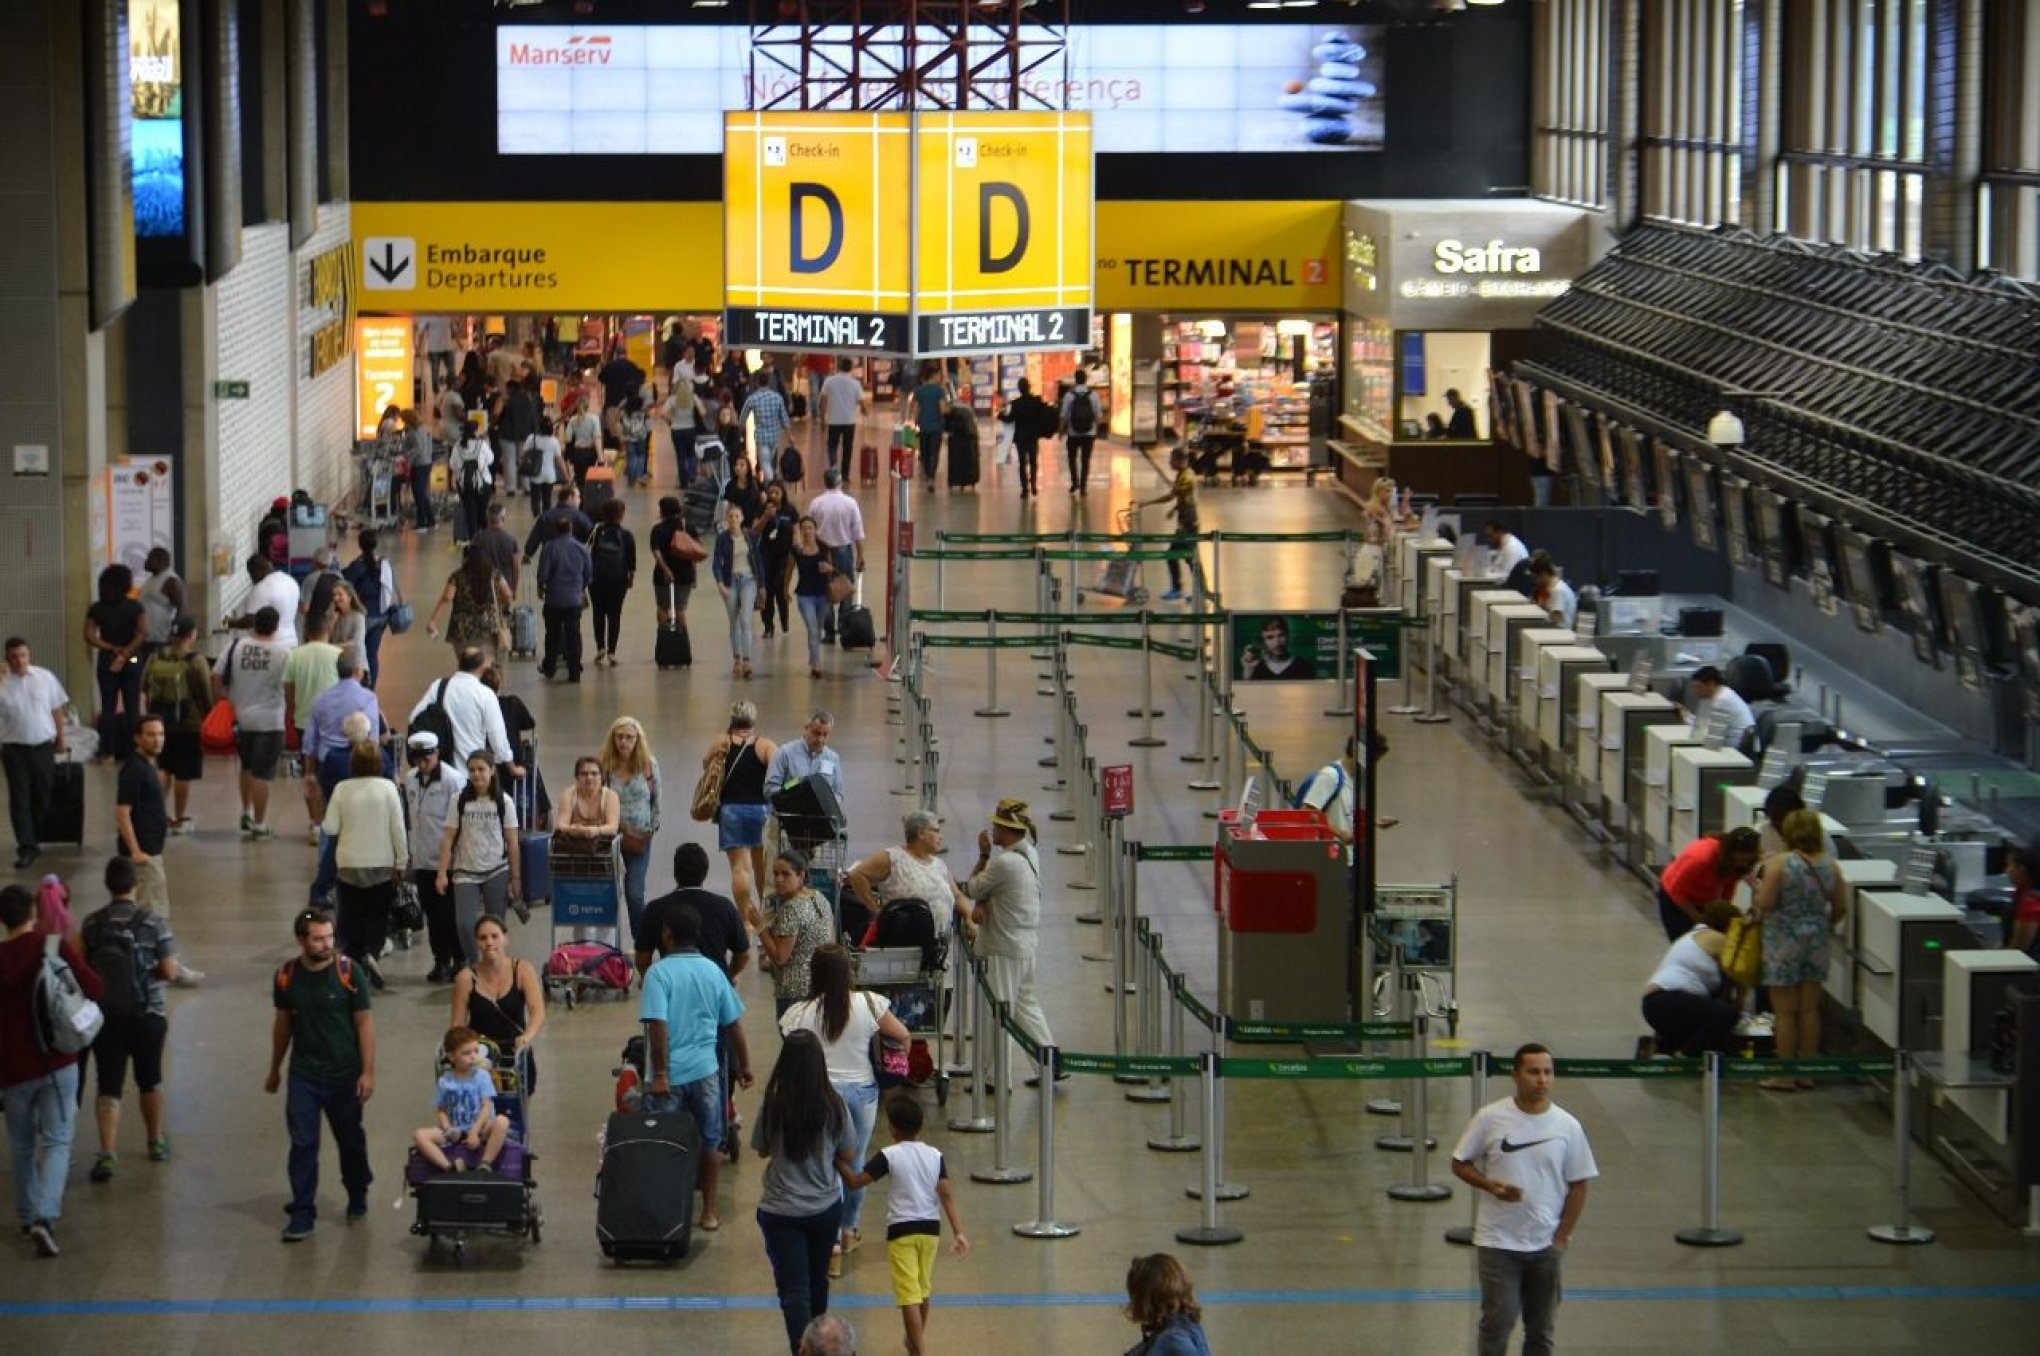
top-left (1464, 589), bottom-right (1526, 706)
top-left (1599, 691), bottom-right (1682, 816)
top-left (1641, 723), bottom-right (1708, 856)
top-left (1572, 673), bottom-right (1635, 794)
top-left (1539, 647), bottom-right (1615, 761)
top-left (1398, 539), bottom-right (1455, 618)
top-left (1720, 785), bottom-right (1851, 844)
top-left (1511, 627), bottom-right (1576, 745)
top-left (1836, 857), bottom-right (1901, 892)
top-left (1856, 891), bottom-right (1971, 1051)
top-left (1448, 576), bottom-right (1502, 674)
top-left (1667, 746), bottom-right (1758, 852)
top-left (1486, 603), bottom-right (1551, 720)
top-left (1936, 950), bottom-right (2039, 1142)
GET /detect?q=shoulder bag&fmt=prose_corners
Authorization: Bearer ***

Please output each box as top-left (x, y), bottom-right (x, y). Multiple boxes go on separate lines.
top-left (690, 743), bottom-right (729, 823)
top-left (1720, 912), bottom-right (1762, 991)
top-left (866, 991), bottom-right (910, 1089)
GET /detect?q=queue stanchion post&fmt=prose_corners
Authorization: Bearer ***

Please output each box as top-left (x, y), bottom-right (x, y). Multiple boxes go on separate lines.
top-left (1188, 667), bottom-right (1222, 789)
top-left (1051, 689), bottom-right (1081, 822)
top-left (1041, 645), bottom-right (1067, 773)
top-left (1415, 616), bottom-right (1451, 725)
top-left (1011, 1047), bottom-right (1080, 1240)
top-left (948, 958), bottom-right (997, 1133)
top-left (1186, 1012), bottom-right (1249, 1203)
top-left (972, 997), bottom-right (1033, 1185)
top-left (1674, 1050), bottom-right (1744, 1247)
top-left (920, 746), bottom-right (941, 815)
top-left (935, 533), bottom-right (946, 611)
top-left (1083, 809), bottom-right (1119, 963)
top-left (1324, 608), bottom-right (1352, 717)
top-left (1387, 617), bottom-right (1422, 716)
top-left (1387, 1015), bottom-right (1453, 1202)
top-left (1444, 1049), bottom-right (1489, 1245)
top-left (1175, 1051), bottom-right (1245, 1247)
top-left (1064, 528), bottom-right (1080, 614)
top-left (1033, 550), bottom-right (1053, 669)
top-left (1149, 976), bottom-right (1202, 1152)
top-left (1369, 943), bottom-right (1408, 1121)
top-left (1129, 611), bottom-right (1167, 744)
top-left (1205, 707), bottom-right (1235, 821)
top-left (943, 932), bottom-right (976, 1079)
top-left (1127, 925), bottom-right (1170, 1103)
top-left (973, 610), bottom-right (1011, 718)
top-left (1209, 531), bottom-right (1224, 613)
top-left (1867, 1049), bottom-right (1935, 1245)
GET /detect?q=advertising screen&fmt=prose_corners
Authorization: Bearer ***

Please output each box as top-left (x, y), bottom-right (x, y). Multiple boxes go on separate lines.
top-left (497, 23), bottom-right (1385, 156)
top-left (131, 0), bottom-right (183, 238)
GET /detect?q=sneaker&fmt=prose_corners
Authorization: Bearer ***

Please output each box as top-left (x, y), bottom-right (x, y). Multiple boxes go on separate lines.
top-left (27, 1220), bottom-right (58, 1258)
top-left (827, 1244), bottom-right (843, 1278)
top-left (841, 1228), bottom-right (862, 1254)
top-left (170, 967), bottom-right (204, 988)
top-left (1160, 589), bottom-right (1186, 602)
top-left (346, 1200), bottom-right (369, 1221)
top-left (149, 1137), bottom-right (171, 1162)
top-left (90, 1154), bottom-right (116, 1183)
top-left (239, 811), bottom-right (254, 833)
top-left (360, 955), bottom-right (387, 992)
top-left (249, 824), bottom-right (275, 840)
top-left (168, 818), bottom-right (194, 836)
top-left (307, 827), bottom-right (321, 846)
top-left (281, 1219), bottom-right (314, 1243)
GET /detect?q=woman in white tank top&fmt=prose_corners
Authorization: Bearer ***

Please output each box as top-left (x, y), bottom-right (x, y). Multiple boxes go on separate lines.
top-left (1639, 900), bottom-right (1740, 1057)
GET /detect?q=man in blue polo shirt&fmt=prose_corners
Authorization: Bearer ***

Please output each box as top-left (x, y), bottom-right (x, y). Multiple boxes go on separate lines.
top-left (640, 902), bottom-right (753, 1233)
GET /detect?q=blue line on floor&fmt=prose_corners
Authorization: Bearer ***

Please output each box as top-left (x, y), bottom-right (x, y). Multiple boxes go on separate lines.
top-left (4, 1282), bottom-right (2038, 1319)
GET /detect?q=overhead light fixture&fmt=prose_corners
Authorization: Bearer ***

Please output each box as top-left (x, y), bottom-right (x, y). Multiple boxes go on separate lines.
top-left (1246, 1), bottom-right (1283, 9)
top-left (1706, 410), bottom-right (1746, 447)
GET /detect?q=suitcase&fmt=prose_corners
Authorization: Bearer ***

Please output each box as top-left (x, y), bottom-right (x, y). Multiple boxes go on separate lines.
top-left (516, 761), bottom-right (551, 905)
top-left (582, 466), bottom-right (617, 518)
top-left (39, 759), bottom-right (85, 846)
top-left (840, 603), bottom-right (876, 651)
top-left (860, 444), bottom-right (879, 484)
top-left (597, 1108), bottom-right (701, 1264)
top-left (510, 603), bottom-right (538, 658)
top-left (656, 582), bottom-right (692, 670)
top-left (682, 481), bottom-right (720, 537)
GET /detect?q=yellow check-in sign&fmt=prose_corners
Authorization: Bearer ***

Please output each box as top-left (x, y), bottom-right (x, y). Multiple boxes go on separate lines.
top-left (723, 112), bottom-right (913, 353)
top-left (913, 112), bottom-right (1093, 355)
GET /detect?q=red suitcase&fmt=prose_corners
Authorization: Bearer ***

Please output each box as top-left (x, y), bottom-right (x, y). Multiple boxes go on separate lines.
top-left (859, 444), bottom-right (879, 484)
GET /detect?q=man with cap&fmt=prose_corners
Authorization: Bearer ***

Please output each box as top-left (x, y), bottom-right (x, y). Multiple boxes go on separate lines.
top-left (959, 798), bottom-right (1058, 1088)
top-left (399, 730), bottom-right (466, 982)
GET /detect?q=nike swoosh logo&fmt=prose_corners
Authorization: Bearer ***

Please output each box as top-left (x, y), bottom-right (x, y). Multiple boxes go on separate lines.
top-left (1500, 1137), bottom-right (1555, 1154)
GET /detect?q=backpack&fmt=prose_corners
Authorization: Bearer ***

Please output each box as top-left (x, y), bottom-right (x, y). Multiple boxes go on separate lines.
top-left (778, 445), bottom-right (804, 484)
top-left (274, 954), bottom-right (357, 996)
top-left (143, 648), bottom-right (193, 721)
top-left (621, 409), bottom-right (650, 443)
top-left (1066, 389), bottom-right (1098, 436)
top-left (35, 934), bottom-right (104, 1056)
top-left (1293, 763), bottom-right (1346, 812)
top-left (345, 556), bottom-right (385, 616)
top-left (409, 678), bottom-right (457, 757)
top-left (85, 906), bottom-right (152, 1019)
top-left (590, 526), bottom-right (629, 581)
top-left (866, 897), bottom-right (941, 972)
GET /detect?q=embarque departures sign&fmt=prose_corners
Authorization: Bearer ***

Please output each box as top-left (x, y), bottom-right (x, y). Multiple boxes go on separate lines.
top-left (723, 111), bottom-right (1093, 359)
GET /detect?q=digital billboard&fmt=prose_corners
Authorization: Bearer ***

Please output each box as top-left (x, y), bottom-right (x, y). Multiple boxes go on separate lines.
top-left (130, 0), bottom-right (183, 239)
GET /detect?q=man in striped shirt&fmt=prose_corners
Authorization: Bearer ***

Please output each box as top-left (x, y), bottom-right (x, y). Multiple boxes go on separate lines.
top-left (740, 370), bottom-right (790, 481)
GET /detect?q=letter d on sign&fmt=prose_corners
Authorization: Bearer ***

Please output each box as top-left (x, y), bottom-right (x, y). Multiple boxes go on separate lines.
top-left (979, 183), bottom-right (1031, 274)
top-left (789, 183), bottom-right (845, 275)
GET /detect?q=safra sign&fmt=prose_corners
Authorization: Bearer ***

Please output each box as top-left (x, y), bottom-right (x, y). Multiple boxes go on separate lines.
top-left (1401, 237), bottom-right (1571, 301)
top-left (723, 111), bottom-right (1093, 357)
top-left (1432, 239), bottom-right (1543, 274)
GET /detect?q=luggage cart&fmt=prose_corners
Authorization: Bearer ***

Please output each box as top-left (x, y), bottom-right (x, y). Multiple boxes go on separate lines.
top-left (406, 1038), bottom-right (542, 1262)
top-left (547, 840), bottom-right (631, 1009)
top-left (1080, 505), bottom-right (1150, 606)
top-left (853, 939), bottom-right (952, 1107)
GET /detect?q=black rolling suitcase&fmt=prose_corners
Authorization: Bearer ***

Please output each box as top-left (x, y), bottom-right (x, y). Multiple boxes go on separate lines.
top-left (39, 759), bottom-right (85, 846)
top-left (596, 1107), bottom-right (701, 1263)
top-left (683, 480), bottom-right (720, 537)
top-left (656, 581), bottom-right (692, 670)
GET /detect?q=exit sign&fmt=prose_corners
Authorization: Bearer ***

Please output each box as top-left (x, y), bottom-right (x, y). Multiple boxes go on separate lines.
top-left (213, 380), bottom-right (251, 400)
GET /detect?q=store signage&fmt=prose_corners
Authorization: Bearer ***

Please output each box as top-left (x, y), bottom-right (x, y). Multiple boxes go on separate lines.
top-left (130, 0), bottom-right (184, 238)
top-left (1341, 200), bottom-right (1591, 327)
top-left (500, 23), bottom-right (1384, 157)
top-left (1096, 201), bottom-right (1341, 311)
top-left (914, 113), bottom-right (1093, 356)
top-left (724, 112), bottom-right (913, 355)
top-left (306, 242), bottom-right (355, 379)
top-left (355, 319), bottom-right (413, 438)
top-left (1101, 764), bottom-right (1134, 818)
top-left (351, 202), bottom-right (724, 312)
top-left (1345, 228), bottom-right (1379, 294)
top-left (1403, 238), bottom-right (1568, 301)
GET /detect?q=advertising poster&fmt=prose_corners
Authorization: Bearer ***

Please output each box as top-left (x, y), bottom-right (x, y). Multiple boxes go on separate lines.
top-left (355, 319), bottom-right (414, 438)
top-left (130, 0), bottom-right (184, 238)
top-left (1229, 610), bottom-right (1402, 683)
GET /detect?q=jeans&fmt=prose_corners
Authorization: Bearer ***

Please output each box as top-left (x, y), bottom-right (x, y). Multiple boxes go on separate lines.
top-left (494, 436), bottom-right (522, 494)
top-left (624, 438), bottom-right (649, 485)
top-left (528, 479), bottom-right (553, 518)
top-left (1477, 1245), bottom-right (1564, 1356)
top-left (826, 424), bottom-right (855, 479)
top-left (417, 869), bottom-right (460, 965)
top-left (917, 425), bottom-right (943, 481)
top-left (362, 617), bottom-right (387, 690)
top-left (1165, 526), bottom-right (1204, 594)
top-left (826, 545), bottom-right (857, 638)
top-left (337, 875), bottom-right (395, 966)
top-left (590, 583), bottom-right (627, 654)
top-left (4, 1064), bottom-right (79, 1225)
top-left (411, 462), bottom-right (437, 528)
top-left (96, 651), bottom-right (142, 762)
top-left (621, 841), bottom-right (650, 942)
top-left (836, 1079), bottom-right (879, 1232)
top-left (285, 1072), bottom-right (372, 1226)
top-left (1530, 473), bottom-right (1555, 508)
top-left (311, 833), bottom-right (339, 905)
top-left (1017, 438), bottom-right (1041, 492)
top-left (725, 576), bottom-right (758, 663)
top-left (758, 1201), bottom-right (844, 1355)
top-left (2, 741), bottom-right (56, 851)
top-left (542, 604), bottom-right (585, 677)
top-left (453, 868), bottom-right (511, 962)
top-left (1066, 434), bottom-right (1095, 488)
top-left (457, 486), bottom-right (490, 543)
top-left (798, 594), bottom-right (830, 669)
top-left (672, 427), bottom-right (699, 485)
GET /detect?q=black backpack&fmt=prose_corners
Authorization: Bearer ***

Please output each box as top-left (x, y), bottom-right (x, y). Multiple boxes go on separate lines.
top-left (590, 526), bottom-right (629, 582)
top-left (1066, 389), bottom-right (1097, 435)
top-left (871, 897), bottom-right (941, 972)
top-left (345, 556), bottom-right (384, 615)
top-left (409, 678), bottom-right (457, 756)
top-left (86, 906), bottom-right (151, 1019)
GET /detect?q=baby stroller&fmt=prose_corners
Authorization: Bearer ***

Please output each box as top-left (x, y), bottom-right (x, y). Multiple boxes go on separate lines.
top-left (406, 1037), bottom-right (542, 1262)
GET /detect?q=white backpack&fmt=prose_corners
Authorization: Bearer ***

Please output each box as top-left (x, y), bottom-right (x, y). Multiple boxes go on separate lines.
top-left (35, 934), bottom-right (104, 1056)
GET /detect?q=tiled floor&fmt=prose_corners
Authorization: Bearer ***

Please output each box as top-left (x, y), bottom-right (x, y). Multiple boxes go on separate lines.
top-left (4, 422), bottom-right (2036, 1352)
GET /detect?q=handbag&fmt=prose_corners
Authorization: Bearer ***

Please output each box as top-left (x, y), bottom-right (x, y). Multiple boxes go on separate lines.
top-left (826, 572), bottom-right (855, 605)
top-left (690, 744), bottom-right (728, 823)
top-left (619, 826), bottom-right (652, 855)
top-left (1721, 911), bottom-right (1763, 991)
top-left (866, 992), bottom-right (910, 1089)
top-left (386, 578), bottom-right (415, 634)
top-left (199, 696), bottom-right (238, 755)
top-left (391, 878), bottom-right (425, 934)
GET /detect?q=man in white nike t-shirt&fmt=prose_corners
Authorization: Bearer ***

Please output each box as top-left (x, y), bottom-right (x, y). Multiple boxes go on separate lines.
top-left (1451, 1043), bottom-right (1597, 1356)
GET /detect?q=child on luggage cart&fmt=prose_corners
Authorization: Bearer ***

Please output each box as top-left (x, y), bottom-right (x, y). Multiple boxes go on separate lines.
top-left (412, 1026), bottom-right (513, 1173)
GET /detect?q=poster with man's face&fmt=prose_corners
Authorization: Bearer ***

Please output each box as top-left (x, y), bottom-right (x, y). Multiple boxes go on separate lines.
top-left (1231, 611), bottom-right (1403, 682)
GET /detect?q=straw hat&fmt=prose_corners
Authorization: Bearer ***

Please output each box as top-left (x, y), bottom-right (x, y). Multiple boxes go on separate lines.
top-left (991, 798), bottom-right (1033, 832)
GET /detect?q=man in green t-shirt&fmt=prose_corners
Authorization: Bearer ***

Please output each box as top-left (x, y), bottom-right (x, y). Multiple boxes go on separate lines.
top-left (266, 909), bottom-right (375, 1242)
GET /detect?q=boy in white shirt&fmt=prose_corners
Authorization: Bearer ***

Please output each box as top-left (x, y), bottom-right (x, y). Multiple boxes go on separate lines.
top-left (1451, 1043), bottom-right (1598, 1356)
top-left (840, 1093), bottom-right (969, 1356)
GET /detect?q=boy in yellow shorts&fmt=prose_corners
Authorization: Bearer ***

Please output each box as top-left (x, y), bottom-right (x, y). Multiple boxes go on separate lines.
top-left (839, 1093), bottom-right (969, 1356)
